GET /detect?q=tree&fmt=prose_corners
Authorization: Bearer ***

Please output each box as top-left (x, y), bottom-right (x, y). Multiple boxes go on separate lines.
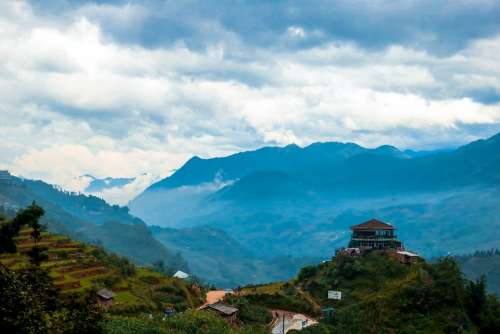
top-left (466, 276), bottom-right (487, 326)
top-left (0, 264), bottom-right (104, 334)
top-left (0, 202), bottom-right (45, 254)
top-left (25, 202), bottom-right (48, 266)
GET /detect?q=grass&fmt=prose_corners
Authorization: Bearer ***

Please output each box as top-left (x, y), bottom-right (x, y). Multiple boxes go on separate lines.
top-left (3, 228), bottom-right (205, 312)
top-left (115, 291), bottom-right (142, 305)
top-left (241, 281), bottom-right (285, 294)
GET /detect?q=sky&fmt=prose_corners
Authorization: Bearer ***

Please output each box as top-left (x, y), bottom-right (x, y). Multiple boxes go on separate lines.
top-left (1, 0), bottom-right (500, 204)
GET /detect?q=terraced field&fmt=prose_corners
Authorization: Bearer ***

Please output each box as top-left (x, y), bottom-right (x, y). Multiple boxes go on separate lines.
top-left (0, 229), bottom-right (109, 292)
top-left (0, 228), bottom-right (204, 313)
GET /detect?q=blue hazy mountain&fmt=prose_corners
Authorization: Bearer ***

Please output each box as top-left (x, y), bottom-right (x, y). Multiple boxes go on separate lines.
top-left (0, 173), bottom-right (307, 286)
top-left (130, 133), bottom-right (500, 280)
top-left (138, 133), bottom-right (499, 198)
top-left (0, 174), bottom-right (188, 272)
top-left (82, 175), bottom-right (135, 193)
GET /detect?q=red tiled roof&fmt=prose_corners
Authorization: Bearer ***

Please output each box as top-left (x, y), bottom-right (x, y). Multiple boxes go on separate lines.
top-left (350, 219), bottom-right (395, 230)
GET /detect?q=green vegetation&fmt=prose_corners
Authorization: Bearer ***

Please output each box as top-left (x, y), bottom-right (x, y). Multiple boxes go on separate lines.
top-left (104, 310), bottom-right (268, 334)
top-left (290, 252), bottom-right (500, 333)
top-left (150, 225), bottom-right (317, 287)
top-left (0, 264), bottom-right (104, 334)
top-left (0, 204), bottom-right (270, 333)
top-left (0, 178), bottom-right (189, 273)
top-left (456, 249), bottom-right (500, 295)
top-left (3, 204), bottom-right (500, 333)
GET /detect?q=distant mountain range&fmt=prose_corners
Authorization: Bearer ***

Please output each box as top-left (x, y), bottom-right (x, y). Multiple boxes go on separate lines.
top-left (2, 133), bottom-right (499, 287)
top-left (0, 174), bottom-right (188, 273)
top-left (138, 132), bottom-right (500, 196)
top-left (0, 172), bottom-right (305, 286)
top-left (80, 175), bottom-right (136, 193)
top-left (130, 132), bottom-right (500, 284)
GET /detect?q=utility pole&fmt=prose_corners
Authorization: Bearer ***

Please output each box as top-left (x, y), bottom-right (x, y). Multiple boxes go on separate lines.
top-left (282, 313), bottom-right (285, 334)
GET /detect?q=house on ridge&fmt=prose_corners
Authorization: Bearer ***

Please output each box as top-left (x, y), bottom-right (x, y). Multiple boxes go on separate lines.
top-left (348, 218), bottom-right (402, 250)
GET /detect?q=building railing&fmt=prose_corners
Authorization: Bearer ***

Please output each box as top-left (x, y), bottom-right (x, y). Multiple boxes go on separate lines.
top-left (351, 236), bottom-right (397, 240)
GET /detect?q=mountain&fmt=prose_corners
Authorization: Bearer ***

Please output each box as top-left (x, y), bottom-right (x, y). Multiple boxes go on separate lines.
top-left (135, 133), bottom-right (500, 197)
top-left (130, 133), bottom-right (500, 285)
top-left (150, 225), bottom-right (319, 287)
top-left (81, 175), bottom-right (135, 193)
top-left (236, 252), bottom-right (500, 333)
top-left (0, 173), bottom-right (311, 286)
top-left (0, 173), bottom-right (188, 272)
top-left (456, 249), bottom-right (500, 295)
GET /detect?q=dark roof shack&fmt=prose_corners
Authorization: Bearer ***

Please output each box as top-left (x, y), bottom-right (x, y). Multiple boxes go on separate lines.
top-left (200, 301), bottom-right (238, 316)
top-left (97, 288), bottom-right (116, 300)
top-left (350, 219), bottom-right (395, 230)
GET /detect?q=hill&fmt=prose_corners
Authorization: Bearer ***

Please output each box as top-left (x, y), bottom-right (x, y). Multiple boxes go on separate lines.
top-left (235, 252), bottom-right (500, 333)
top-left (0, 174), bottom-right (188, 273)
top-left (0, 174), bottom-right (312, 286)
top-left (129, 133), bottom-right (500, 285)
top-left (0, 207), bottom-right (271, 334)
top-left (150, 225), bottom-right (319, 287)
top-left (0, 227), bottom-right (203, 313)
top-left (456, 249), bottom-right (500, 295)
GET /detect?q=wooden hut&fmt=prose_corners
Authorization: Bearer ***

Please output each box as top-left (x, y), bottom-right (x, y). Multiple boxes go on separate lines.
top-left (96, 288), bottom-right (116, 307)
top-left (199, 301), bottom-right (238, 324)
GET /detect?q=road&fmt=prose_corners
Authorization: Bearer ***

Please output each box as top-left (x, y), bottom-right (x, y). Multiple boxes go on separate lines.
top-left (271, 314), bottom-right (292, 334)
top-left (270, 310), bottom-right (317, 334)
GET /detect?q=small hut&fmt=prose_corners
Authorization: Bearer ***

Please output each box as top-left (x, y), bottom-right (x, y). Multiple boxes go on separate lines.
top-left (199, 301), bottom-right (238, 324)
top-left (392, 250), bottom-right (421, 265)
top-left (173, 270), bottom-right (189, 279)
top-left (96, 288), bottom-right (116, 307)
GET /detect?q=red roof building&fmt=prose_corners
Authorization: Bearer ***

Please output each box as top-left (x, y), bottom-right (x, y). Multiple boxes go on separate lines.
top-left (350, 219), bottom-right (395, 231)
top-left (348, 219), bottom-right (402, 250)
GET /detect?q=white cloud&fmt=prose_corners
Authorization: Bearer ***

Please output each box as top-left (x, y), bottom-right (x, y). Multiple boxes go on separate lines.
top-left (1, 1), bottom-right (500, 203)
top-left (287, 26), bottom-right (306, 38)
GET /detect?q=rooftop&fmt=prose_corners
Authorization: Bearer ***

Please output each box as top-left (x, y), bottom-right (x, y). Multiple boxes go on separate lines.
top-left (96, 288), bottom-right (116, 300)
top-left (201, 301), bottom-right (238, 316)
top-left (173, 270), bottom-right (189, 279)
top-left (350, 219), bottom-right (395, 231)
top-left (396, 250), bottom-right (419, 257)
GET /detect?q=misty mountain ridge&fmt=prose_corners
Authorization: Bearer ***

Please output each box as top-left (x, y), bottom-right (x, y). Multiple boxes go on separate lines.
top-left (80, 175), bottom-right (136, 193)
top-left (0, 173), bottom-right (299, 286)
top-left (129, 133), bottom-right (500, 285)
top-left (138, 134), bottom-right (499, 200)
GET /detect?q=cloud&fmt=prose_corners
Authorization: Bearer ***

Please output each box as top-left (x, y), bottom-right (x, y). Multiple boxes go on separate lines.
top-left (27, 1), bottom-right (500, 54)
top-left (0, 1), bottom-right (500, 204)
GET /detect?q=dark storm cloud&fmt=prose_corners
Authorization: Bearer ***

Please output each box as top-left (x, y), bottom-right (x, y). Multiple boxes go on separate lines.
top-left (31, 0), bottom-right (500, 55)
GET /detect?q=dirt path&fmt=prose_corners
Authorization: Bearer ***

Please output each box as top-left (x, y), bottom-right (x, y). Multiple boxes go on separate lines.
top-left (271, 309), bottom-right (317, 334)
top-left (296, 286), bottom-right (322, 313)
top-left (205, 290), bottom-right (228, 304)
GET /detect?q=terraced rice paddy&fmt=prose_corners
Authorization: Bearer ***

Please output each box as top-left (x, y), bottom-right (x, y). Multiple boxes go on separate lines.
top-left (0, 228), bottom-right (204, 313)
top-left (0, 228), bottom-right (115, 292)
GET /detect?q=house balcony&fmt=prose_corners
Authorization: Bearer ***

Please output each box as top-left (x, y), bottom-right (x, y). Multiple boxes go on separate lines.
top-left (350, 235), bottom-right (398, 241)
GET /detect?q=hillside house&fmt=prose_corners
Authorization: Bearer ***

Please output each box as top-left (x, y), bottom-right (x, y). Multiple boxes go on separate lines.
top-left (199, 301), bottom-right (238, 324)
top-left (391, 250), bottom-right (421, 265)
top-left (173, 270), bottom-right (189, 279)
top-left (348, 219), bottom-right (403, 250)
top-left (96, 288), bottom-right (116, 307)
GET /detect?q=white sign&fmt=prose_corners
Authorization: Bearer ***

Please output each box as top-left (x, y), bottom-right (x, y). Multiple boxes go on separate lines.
top-left (328, 291), bottom-right (342, 300)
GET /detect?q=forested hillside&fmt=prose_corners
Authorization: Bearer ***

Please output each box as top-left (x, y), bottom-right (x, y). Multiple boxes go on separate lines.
top-left (0, 204), bottom-right (268, 334)
top-left (130, 133), bottom-right (500, 285)
top-left (456, 249), bottom-right (500, 295)
top-left (0, 175), bottom-right (188, 273)
top-left (234, 252), bottom-right (500, 333)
